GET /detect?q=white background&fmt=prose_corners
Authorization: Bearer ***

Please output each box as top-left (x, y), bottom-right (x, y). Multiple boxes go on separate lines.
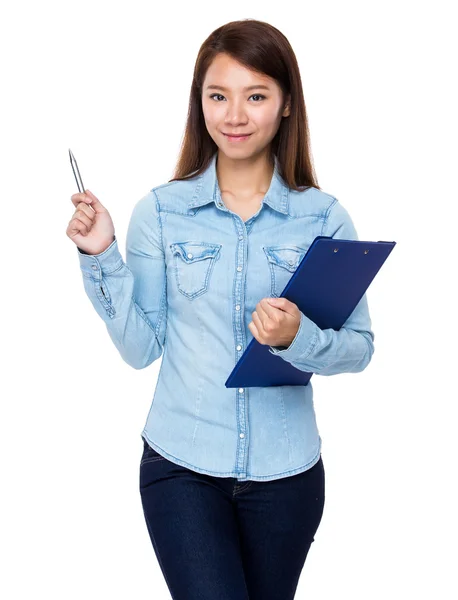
top-left (1, 1), bottom-right (457, 598)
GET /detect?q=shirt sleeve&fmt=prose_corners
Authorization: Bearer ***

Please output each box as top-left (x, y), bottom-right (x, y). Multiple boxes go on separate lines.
top-left (77, 190), bottom-right (167, 369)
top-left (268, 197), bottom-right (375, 376)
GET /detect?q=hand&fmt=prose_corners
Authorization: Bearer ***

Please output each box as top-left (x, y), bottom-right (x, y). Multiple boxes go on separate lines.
top-left (248, 297), bottom-right (301, 348)
top-left (67, 189), bottom-right (115, 255)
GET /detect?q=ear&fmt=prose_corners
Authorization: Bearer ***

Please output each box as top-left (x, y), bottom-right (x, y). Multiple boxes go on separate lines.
top-left (282, 93), bottom-right (291, 118)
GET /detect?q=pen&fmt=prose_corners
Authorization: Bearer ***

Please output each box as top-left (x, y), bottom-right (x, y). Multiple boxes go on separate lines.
top-left (69, 148), bottom-right (85, 193)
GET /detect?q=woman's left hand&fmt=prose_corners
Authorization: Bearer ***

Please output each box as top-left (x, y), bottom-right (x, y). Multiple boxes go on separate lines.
top-left (248, 297), bottom-right (301, 348)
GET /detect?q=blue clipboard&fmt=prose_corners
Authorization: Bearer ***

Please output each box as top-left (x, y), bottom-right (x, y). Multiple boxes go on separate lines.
top-left (225, 236), bottom-right (396, 388)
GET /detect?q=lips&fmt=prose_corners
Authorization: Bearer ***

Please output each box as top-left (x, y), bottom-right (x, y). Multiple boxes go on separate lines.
top-left (223, 133), bottom-right (252, 137)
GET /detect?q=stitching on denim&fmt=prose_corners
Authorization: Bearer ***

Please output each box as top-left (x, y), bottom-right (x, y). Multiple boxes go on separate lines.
top-left (233, 480), bottom-right (253, 495)
top-left (279, 387), bottom-right (293, 464)
top-left (132, 297), bottom-right (157, 333)
top-left (101, 260), bottom-right (124, 276)
top-left (140, 456), bottom-right (167, 466)
top-left (151, 191), bottom-right (168, 342)
top-left (152, 189), bottom-right (168, 338)
top-left (321, 197), bottom-right (338, 236)
top-left (173, 249), bottom-right (218, 299)
top-left (153, 189), bottom-right (165, 260)
top-left (94, 279), bottom-right (115, 316)
top-left (138, 435), bottom-right (322, 480)
top-left (298, 324), bottom-right (319, 362)
top-left (154, 281), bottom-right (167, 341)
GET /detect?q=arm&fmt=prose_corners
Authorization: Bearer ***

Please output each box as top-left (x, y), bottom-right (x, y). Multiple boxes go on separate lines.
top-left (77, 190), bottom-right (167, 369)
top-left (268, 198), bottom-right (375, 376)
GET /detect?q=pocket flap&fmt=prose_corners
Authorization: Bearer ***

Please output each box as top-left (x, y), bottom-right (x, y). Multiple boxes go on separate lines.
top-left (263, 245), bottom-right (306, 271)
top-left (170, 241), bottom-right (221, 264)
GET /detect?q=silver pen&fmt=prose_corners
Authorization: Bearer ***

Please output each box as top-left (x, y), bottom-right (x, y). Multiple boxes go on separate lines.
top-left (68, 148), bottom-right (86, 193)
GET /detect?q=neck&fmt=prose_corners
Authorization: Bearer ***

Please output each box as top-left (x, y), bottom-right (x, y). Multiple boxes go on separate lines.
top-left (216, 150), bottom-right (274, 199)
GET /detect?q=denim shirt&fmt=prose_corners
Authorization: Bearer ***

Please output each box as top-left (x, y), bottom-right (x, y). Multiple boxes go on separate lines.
top-left (77, 152), bottom-right (375, 481)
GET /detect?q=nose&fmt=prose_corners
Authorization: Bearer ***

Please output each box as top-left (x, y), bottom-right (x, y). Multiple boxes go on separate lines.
top-left (223, 100), bottom-right (249, 125)
top-left (224, 114), bottom-right (249, 127)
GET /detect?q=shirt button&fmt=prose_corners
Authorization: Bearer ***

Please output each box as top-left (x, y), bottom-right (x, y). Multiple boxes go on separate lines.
top-left (239, 235), bottom-right (243, 240)
top-left (238, 388), bottom-right (244, 393)
top-left (288, 260), bottom-right (294, 265)
top-left (235, 305), bottom-right (241, 311)
top-left (239, 433), bottom-right (245, 438)
top-left (91, 265), bottom-right (97, 270)
top-left (187, 253), bottom-right (193, 259)
top-left (236, 345), bottom-right (242, 351)
top-left (237, 266), bottom-right (242, 271)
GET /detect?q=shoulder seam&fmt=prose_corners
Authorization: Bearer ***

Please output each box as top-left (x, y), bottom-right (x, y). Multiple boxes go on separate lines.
top-left (321, 196), bottom-right (339, 236)
top-left (150, 179), bottom-right (181, 193)
top-left (151, 189), bottom-right (165, 256)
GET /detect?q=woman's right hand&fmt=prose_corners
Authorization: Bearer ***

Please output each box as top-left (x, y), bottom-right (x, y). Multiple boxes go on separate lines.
top-left (67, 189), bottom-right (115, 255)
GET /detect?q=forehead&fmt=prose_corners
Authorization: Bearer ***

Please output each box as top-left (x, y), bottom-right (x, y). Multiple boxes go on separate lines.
top-left (203, 53), bottom-right (274, 89)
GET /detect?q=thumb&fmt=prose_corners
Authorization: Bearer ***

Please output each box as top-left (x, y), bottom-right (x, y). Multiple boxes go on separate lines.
top-left (84, 189), bottom-right (106, 213)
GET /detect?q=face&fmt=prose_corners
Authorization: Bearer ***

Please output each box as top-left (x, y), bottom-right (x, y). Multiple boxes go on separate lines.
top-left (201, 53), bottom-right (290, 158)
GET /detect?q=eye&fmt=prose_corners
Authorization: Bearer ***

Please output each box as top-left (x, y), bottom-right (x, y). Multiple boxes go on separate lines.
top-left (209, 93), bottom-right (266, 102)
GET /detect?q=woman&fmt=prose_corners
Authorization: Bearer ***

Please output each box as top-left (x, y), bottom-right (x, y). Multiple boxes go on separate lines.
top-left (67, 18), bottom-right (375, 600)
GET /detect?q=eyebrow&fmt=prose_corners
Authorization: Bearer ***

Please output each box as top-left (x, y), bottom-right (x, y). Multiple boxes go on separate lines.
top-left (205, 84), bottom-right (271, 92)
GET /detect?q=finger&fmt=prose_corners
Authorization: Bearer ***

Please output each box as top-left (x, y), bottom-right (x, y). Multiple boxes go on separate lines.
top-left (67, 216), bottom-right (90, 237)
top-left (251, 311), bottom-right (265, 336)
top-left (71, 192), bottom-right (92, 209)
top-left (76, 202), bottom-right (96, 220)
top-left (257, 299), bottom-right (280, 331)
top-left (84, 189), bottom-right (107, 214)
top-left (72, 210), bottom-right (93, 232)
top-left (248, 320), bottom-right (261, 341)
top-left (258, 298), bottom-right (276, 319)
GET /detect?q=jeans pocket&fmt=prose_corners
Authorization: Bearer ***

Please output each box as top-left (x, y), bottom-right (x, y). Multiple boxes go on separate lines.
top-left (141, 437), bottom-right (167, 465)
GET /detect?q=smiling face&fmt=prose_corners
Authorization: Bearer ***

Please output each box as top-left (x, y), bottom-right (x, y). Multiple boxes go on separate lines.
top-left (201, 53), bottom-right (290, 158)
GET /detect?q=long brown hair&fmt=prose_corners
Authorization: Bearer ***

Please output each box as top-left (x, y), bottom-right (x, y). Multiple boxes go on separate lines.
top-left (168, 18), bottom-right (320, 192)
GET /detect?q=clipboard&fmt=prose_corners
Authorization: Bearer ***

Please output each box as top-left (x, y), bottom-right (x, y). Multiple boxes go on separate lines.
top-left (225, 236), bottom-right (396, 388)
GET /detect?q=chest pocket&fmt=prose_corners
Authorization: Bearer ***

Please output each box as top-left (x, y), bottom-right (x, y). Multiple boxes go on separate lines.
top-left (263, 245), bottom-right (307, 298)
top-left (170, 241), bottom-right (222, 299)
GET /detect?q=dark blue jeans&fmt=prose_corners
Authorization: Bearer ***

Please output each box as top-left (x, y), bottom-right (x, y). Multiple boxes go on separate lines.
top-left (139, 436), bottom-right (325, 600)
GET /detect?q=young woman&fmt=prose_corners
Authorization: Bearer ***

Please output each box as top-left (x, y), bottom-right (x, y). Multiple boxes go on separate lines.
top-left (67, 18), bottom-right (374, 600)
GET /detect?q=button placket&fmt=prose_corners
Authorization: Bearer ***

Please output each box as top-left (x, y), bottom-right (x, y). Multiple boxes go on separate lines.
top-left (233, 220), bottom-right (249, 477)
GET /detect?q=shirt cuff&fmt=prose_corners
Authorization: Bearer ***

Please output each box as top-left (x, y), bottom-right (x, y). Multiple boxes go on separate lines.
top-left (77, 236), bottom-right (124, 278)
top-left (268, 310), bottom-right (319, 362)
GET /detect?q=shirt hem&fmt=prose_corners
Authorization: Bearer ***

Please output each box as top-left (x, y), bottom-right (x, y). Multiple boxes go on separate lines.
top-left (141, 430), bottom-right (322, 482)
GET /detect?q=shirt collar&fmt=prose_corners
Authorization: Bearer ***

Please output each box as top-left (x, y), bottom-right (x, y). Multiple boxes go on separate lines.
top-left (188, 152), bottom-right (290, 216)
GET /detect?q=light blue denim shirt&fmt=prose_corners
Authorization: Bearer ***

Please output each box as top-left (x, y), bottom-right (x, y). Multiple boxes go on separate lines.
top-left (77, 152), bottom-right (375, 481)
